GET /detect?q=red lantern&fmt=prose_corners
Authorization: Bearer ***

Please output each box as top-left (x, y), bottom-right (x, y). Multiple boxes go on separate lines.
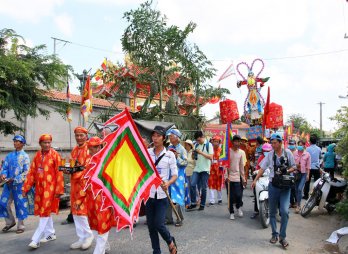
top-left (209, 96), bottom-right (220, 104)
top-left (267, 103), bottom-right (283, 128)
top-left (219, 99), bottom-right (239, 124)
top-left (136, 105), bottom-right (142, 111)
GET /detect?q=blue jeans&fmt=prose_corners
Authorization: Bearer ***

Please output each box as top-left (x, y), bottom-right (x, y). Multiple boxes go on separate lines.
top-left (145, 197), bottom-right (173, 254)
top-left (268, 183), bottom-right (290, 239)
top-left (295, 173), bottom-right (307, 206)
top-left (190, 171), bottom-right (209, 207)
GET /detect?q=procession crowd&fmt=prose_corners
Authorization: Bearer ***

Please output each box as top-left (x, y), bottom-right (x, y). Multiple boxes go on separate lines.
top-left (0, 125), bottom-right (336, 254)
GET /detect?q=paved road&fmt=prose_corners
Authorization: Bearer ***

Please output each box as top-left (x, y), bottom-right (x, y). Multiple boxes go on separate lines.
top-left (0, 187), bottom-right (344, 254)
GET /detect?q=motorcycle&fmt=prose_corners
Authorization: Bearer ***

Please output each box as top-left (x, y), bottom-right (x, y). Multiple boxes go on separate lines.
top-left (301, 171), bottom-right (347, 217)
top-left (254, 168), bottom-right (270, 228)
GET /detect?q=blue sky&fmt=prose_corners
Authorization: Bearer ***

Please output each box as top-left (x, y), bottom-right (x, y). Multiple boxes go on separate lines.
top-left (1, 0), bottom-right (348, 131)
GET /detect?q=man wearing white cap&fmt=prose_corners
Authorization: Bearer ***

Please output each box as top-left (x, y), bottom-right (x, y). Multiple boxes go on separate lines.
top-left (166, 129), bottom-right (187, 227)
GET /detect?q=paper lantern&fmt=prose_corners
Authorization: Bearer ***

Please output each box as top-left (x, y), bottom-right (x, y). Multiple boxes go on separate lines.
top-left (267, 103), bottom-right (283, 128)
top-left (209, 96), bottom-right (220, 104)
top-left (219, 99), bottom-right (239, 124)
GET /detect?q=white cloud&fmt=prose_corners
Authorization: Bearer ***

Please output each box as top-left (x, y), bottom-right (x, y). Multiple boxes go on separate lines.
top-left (77, 0), bottom-right (143, 5)
top-left (0, 0), bottom-right (63, 23)
top-left (157, 0), bottom-right (309, 44)
top-left (54, 13), bottom-right (74, 37)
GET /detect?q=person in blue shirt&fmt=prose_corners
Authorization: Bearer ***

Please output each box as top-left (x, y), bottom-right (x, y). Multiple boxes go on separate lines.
top-left (0, 135), bottom-right (30, 233)
top-left (323, 144), bottom-right (336, 179)
top-left (303, 135), bottom-right (322, 199)
top-left (166, 129), bottom-right (187, 227)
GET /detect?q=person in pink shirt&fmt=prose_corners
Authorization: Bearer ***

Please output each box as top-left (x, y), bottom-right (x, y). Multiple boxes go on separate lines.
top-left (225, 135), bottom-right (246, 220)
top-left (293, 140), bottom-right (311, 213)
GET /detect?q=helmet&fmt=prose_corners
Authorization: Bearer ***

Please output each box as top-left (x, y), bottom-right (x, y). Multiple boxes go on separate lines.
top-left (262, 143), bottom-right (272, 152)
top-left (270, 133), bottom-right (283, 142)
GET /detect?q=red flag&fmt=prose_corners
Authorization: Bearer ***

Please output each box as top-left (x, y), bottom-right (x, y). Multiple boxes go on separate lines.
top-left (81, 76), bottom-right (93, 121)
top-left (101, 58), bottom-right (107, 71)
top-left (84, 109), bottom-right (162, 232)
top-left (262, 86), bottom-right (270, 132)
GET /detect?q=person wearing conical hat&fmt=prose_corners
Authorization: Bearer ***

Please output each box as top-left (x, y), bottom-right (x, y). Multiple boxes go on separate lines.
top-left (207, 135), bottom-right (223, 206)
top-left (23, 134), bottom-right (64, 249)
top-left (0, 135), bottom-right (30, 234)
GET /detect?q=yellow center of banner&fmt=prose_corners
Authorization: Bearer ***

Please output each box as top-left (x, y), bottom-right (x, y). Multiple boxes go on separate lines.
top-left (104, 141), bottom-right (143, 201)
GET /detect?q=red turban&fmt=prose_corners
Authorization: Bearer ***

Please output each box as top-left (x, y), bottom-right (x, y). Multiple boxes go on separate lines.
top-left (211, 135), bottom-right (222, 142)
top-left (74, 126), bottom-right (88, 134)
top-left (87, 136), bottom-right (103, 147)
top-left (39, 134), bottom-right (52, 143)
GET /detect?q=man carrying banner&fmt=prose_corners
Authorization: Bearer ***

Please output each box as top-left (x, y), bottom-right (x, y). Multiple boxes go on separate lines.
top-left (23, 134), bottom-right (64, 249)
top-left (80, 136), bottom-right (115, 254)
top-left (166, 129), bottom-right (187, 227)
top-left (0, 135), bottom-right (30, 234)
top-left (147, 126), bottom-right (178, 254)
top-left (208, 136), bottom-right (223, 206)
top-left (66, 126), bottom-right (94, 250)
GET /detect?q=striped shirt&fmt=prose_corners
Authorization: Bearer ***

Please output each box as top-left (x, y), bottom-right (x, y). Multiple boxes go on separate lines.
top-left (148, 148), bottom-right (178, 199)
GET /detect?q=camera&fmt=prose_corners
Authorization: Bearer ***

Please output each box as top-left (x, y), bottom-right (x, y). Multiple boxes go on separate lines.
top-left (273, 156), bottom-right (294, 189)
top-left (193, 150), bottom-right (198, 160)
top-left (275, 157), bottom-right (288, 175)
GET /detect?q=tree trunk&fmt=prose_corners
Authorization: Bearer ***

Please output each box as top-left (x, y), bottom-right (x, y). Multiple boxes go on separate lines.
top-left (158, 71), bottom-right (163, 111)
top-left (195, 79), bottom-right (199, 116)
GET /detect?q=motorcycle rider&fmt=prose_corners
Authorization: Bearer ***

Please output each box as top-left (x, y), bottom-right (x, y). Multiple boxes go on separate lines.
top-left (251, 133), bottom-right (296, 249)
top-left (250, 143), bottom-right (272, 219)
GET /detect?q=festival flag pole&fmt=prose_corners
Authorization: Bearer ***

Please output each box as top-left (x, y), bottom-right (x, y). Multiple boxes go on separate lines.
top-left (66, 69), bottom-right (72, 150)
top-left (164, 189), bottom-right (181, 222)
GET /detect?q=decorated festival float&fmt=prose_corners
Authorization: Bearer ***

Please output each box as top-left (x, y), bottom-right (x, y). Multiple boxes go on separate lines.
top-left (213, 58), bottom-right (287, 167)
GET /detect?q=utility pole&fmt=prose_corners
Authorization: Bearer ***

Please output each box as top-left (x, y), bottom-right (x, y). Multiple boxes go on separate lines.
top-left (51, 37), bottom-right (71, 55)
top-left (318, 102), bottom-right (325, 136)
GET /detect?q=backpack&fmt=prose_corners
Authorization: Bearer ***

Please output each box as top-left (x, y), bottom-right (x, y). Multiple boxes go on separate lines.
top-left (194, 140), bottom-right (210, 154)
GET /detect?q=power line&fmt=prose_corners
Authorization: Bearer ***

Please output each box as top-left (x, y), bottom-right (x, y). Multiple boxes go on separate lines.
top-left (211, 48), bottom-right (348, 62)
top-left (51, 36), bottom-right (124, 55)
top-left (52, 37), bottom-right (348, 62)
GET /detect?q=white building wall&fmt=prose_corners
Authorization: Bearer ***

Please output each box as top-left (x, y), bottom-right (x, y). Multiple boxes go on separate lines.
top-left (0, 103), bottom-right (119, 160)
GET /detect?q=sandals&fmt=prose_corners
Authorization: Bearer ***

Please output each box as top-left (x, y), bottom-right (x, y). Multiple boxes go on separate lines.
top-left (168, 237), bottom-right (177, 254)
top-left (175, 220), bottom-right (182, 227)
top-left (269, 236), bottom-right (278, 244)
top-left (16, 228), bottom-right (25, 234)
top-left (2, 223), bottom-right (16, 232)
top-left (279, 238), bottom-right (289, 248)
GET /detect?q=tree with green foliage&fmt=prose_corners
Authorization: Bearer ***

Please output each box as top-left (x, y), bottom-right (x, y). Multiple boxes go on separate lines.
top-left (331, 106), bottom-right (348, 219)
top-left (286, 113), bottom-right (321, 139)
top-left (178, 44), bottom-right (229, 116)
top-left (122, 1), bottom-right (195, 112)
top-left (0, 28), bottom-right (71, 135)
top-left (121, 1), bottom-right (228, 118)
